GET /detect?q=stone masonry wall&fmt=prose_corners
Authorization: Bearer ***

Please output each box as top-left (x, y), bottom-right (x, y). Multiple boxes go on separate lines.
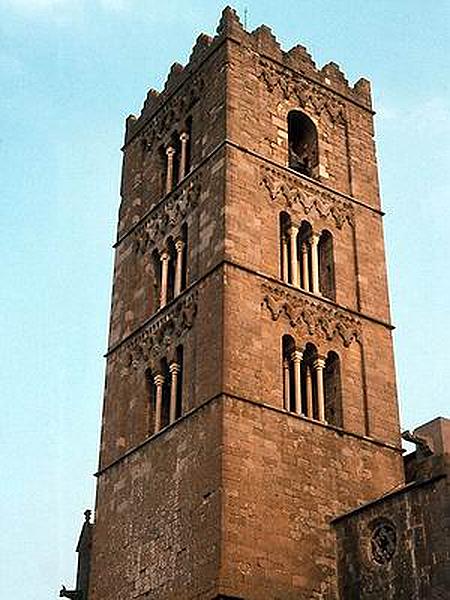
top-left (218, 395), bottom-right (403, 600)
top-left (334, 472), bottom-right (450, 599)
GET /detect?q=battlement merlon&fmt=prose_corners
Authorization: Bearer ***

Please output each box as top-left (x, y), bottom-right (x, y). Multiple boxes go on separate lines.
top-left (124, 6), bottom-right (373, 146)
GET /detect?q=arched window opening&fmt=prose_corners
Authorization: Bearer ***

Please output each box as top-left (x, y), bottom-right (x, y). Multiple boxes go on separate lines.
top-left (166, 238), bottom-right (176, 304)
top-left (160, 358), bottom-right (171, 430)
top-left (175, 345), bottom-right (184, 419)
top-left (301, 343), bottom-right (318, 419)
top-left (145, 367), bottom-right (156, 434)
top-left (170, 132), bottom-right (181, 188)
top-left (288, 111), bottom-right (318, 178)
top-left (298, 221), bottom-right (313, 292)
top-left (180, 223), bottom-right (188, 291)
top-left (319, 230), bottom-right (336, 301)
top-left (282, 335), bottom-right (296, 412)
top-left (324, 351), bottom-right (342, 427)
top-left (152, 249), bottom-right (162, 312)
top-left (279, 212), bottom-right (291, 283)
top-left (184, 117), bottom-right (193, 176)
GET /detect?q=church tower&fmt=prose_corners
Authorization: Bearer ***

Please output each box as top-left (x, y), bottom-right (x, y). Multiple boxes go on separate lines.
top-left (86, 8), bottom-right (405, 599)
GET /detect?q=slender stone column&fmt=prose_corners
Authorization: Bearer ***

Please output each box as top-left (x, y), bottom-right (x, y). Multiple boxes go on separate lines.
top-left (306, 365), bottom-right (313, 418)
top-left (291, 349), bottom-right (303, 415)
top-left (165, 146), bottom-right (175, 194)
top-left (159, 250), bottom-right (170, 308)
top-left (174, 239), bottom-right (185, 297)
top-left (169, 362), bottom-right (180, 424)
top-left (178, 132), bottom-right (189, 182)
top-left (283, 358), bottom-right (291, 410)
top-left (282, 235), bottom-right (289, 282)
top-left (301, 241), bottom-right (310, 292)
top-left (153, 373), bottom-right (165, 433)
top-left (288, 225), bottom-right (299, 287)
top-left (313, 357), bottom-right (326, 422)
top-left (310, 232), bottom-right (321, 294)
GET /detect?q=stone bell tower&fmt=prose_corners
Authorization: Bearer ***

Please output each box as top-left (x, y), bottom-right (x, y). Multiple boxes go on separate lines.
top-left (86, 7), bottom-right (405, 600)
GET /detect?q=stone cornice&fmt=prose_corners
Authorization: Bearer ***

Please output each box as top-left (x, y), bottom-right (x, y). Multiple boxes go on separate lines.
top-left (261, 281), bottom-right (362, 348)
top-left (261, 164), bottom-right (355, 229)
top-left (95, 391), bottom-right (401, 478)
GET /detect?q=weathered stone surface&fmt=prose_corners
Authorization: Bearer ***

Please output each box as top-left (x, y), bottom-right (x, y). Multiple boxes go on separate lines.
top-left (74, 9), bottom-right (447, 600)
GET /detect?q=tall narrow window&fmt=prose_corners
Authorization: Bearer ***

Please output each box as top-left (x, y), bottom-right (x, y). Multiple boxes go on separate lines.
top-left (298, 221), bottom-right (313, 292)
top-left (166, 237), bottom-right (176, 304)
top-left (282, 335), bottom-right (296, 412)
top-left (152, 249), bottom-right (162, 312)
top-left (324, 351), bottom-right (342, 427)
top-left (146, 367), bottom-right (156, 434)
top-left (160, 358), bottom-right (171, 429)
top-left (184, 117), bottom-right (192, 175)
top-left (279, 212), bottom-right (291, 283)
top-left (318, 230), bottom-right (336, 300)
top-left (175, 345), bottom-right (184, 419)
top-left (288, 111), bottom-right (318, 178)
top-left (301, 343), bottom-right (318, 419)
top-left (171, 132), bottom-right (181, 187)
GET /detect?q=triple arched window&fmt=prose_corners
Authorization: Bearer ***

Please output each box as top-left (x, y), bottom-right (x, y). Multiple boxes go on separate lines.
top-left (147, 346), bottom-right (184, 434)
top-left (280, 214), bottom-right (335, 300)
top-left (282, 335), bottom-right (342, 427)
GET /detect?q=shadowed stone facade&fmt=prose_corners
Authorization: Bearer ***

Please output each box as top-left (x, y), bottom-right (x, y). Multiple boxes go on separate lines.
top-left (61, 8), bottom-right (449, 600)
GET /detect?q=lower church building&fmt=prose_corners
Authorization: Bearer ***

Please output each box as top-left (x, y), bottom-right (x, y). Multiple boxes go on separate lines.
top-left (61, 8), bottom-right (450, 600)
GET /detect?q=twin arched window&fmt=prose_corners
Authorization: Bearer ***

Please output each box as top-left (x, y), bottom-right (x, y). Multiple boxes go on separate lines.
top-left (280, 214), bottom-right (335, 300)
top-left (282, 336), bottom-right (342, 427)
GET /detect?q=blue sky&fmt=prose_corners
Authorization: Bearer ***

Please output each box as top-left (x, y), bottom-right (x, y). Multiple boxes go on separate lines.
top-left (1, 1), bottom-right (449, 598)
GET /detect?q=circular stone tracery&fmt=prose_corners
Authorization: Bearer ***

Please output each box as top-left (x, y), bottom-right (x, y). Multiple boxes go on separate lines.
top-left (370, 521), bottom-right (397, 565)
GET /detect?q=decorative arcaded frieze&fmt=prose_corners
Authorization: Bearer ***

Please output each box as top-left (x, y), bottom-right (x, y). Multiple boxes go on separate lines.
top-left (261, 166), bottom-right (354, 229)
top-left (257, 59), bottom-right (347, 124)
top-left (133, 178), bottom-right (201, 254)
top-left (138, 73), bottom-right (205, 147)
top-left (261, 282), bottom-right (361, 347)
top-left (117, 291), bottom-right (197, 372)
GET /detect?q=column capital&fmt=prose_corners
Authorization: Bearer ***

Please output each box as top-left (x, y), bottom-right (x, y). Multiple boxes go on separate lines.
top-left (153, 373), bottom-right (165, 386)
top-left (313, 356), bottom-right (326, 370)
top-left (309, 231), bottom-right (321, 245)
top-left (175, 238), bottom-right (185, 252)
top-left (169, 362), bottom-right (181, 374)
top-left (291, 349), bottom-right (303, 363)
top-left (301, 241), bottom-right (309, 253)
top-left (166, 145), bottom-right (175, 156)
top-left (180, 131), bottom-right (189, 142)
top-left (160, 250), bottom-right (170, 262)
top-left (288, 224), bottom-right (299, 237)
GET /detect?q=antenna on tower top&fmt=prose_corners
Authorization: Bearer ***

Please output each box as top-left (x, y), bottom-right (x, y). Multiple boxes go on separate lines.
top-left (243, 6), bottom-right (248, 29)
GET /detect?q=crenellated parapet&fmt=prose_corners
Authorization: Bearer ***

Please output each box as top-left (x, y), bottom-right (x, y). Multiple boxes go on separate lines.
top-left (125, 6), bottom-right (371, 144)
